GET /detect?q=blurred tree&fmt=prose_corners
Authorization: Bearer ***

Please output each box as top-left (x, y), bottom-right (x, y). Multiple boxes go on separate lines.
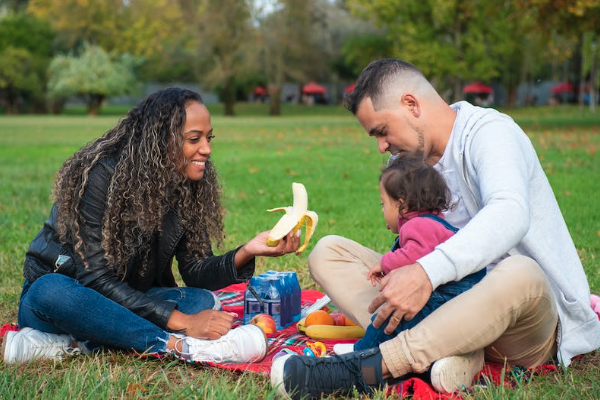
top-left (0, 47), bottom-right (42, 113)
top-left (255, 0), bottom-right (328, 115)
top-left (185, 0), bottom-right (255, 116)
top-left (346, 0), bottom-right (538, 104)
top-left (47, 44), bottom-right (140, 115)
top-left (0, 0), bottom-right (29, 12)
top-left (27, 0), bottom-right (186, 63)
top-left (311, 0), bottom-right (387, 103)
top-left (340, 34), bottom-right (393, 78)
top-left (514, 0), bottom-right (600, 110)
top-left (0, 12), bottom-right (55, 113)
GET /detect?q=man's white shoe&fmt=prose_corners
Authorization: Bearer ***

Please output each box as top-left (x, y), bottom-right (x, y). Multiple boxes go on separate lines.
top-left (430, 349), bottom-right (485, 393)
top-left (184, 324), bottom-right (268, 363)
top-left (2, 327), bottom-right (80, 365)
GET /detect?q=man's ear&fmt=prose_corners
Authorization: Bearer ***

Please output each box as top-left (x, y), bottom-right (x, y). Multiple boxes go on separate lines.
top-left (401, 94), bottom-right (421, 117)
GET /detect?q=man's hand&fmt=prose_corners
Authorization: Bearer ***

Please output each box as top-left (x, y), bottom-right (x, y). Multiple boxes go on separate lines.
top-left (368, 262), bottom-right (433, 334)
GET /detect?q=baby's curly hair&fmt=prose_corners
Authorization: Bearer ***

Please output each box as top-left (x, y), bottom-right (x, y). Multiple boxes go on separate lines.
top-left (53, 87), bottom-right (223, 278)
top-left (380, 153), bottom-right (451, 217)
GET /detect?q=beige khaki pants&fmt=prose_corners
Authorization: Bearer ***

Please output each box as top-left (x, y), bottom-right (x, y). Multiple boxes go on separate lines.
top-left (308, 235), bottom-right (558, 378)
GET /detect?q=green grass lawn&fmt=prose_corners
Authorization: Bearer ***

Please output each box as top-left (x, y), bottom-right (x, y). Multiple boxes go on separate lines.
top-left (0, 104), bottom-right (599, 399)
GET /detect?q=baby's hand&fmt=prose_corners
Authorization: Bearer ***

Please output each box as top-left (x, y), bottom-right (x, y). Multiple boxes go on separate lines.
top-left (367, 262), bottom-right (384, 287)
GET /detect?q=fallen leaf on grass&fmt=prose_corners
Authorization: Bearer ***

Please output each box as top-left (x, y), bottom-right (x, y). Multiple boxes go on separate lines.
top-left (127, 382), bottom-right (147, 398)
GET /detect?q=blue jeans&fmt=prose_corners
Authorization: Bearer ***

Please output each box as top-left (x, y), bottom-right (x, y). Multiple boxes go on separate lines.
top-left (354, 269), bottom-right (486, 351)
top-left (17, 273), bottom-right (218, 353)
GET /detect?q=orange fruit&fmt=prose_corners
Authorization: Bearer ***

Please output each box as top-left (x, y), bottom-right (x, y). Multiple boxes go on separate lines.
top-left (344, 316), bottom-right (358, 326)
top-left (305, 310), bottom-right (335, 326)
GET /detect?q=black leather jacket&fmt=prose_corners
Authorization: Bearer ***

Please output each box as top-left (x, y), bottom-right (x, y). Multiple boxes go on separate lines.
top-left (22, 157), bottom-right (255, 329)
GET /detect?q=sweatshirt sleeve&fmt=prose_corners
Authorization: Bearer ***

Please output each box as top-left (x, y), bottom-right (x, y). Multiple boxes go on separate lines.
top-left (381, 218), bottom-right (453, 275)
top-left (418, 118), bottom-right (534, 289)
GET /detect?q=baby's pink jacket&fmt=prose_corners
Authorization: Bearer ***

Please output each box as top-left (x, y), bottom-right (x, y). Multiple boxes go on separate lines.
top-left (380, 211), bottom-right (455, 275)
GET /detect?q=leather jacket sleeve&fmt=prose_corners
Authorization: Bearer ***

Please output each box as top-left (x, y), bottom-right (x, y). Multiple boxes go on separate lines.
top-left (67, 161), bottom-right (176, 329)
top-left (175, 240), bottom-right (255, 290)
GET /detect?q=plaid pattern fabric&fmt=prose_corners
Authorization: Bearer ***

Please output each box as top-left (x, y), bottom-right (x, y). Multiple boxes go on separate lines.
top-left (385, 363), bottom-right (557, 399)
top-left (0, 284), bottom-right (571, 398)
top-left (195, 283), bottom-right (358, 374)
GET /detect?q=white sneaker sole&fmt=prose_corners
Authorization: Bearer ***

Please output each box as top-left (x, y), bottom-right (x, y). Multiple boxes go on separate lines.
top-left (270, 353), bottom-right (293, 400)
top-left (2, 329), bottom-right (18, 364)
top-left (430, 349), bottom-right (484, 393)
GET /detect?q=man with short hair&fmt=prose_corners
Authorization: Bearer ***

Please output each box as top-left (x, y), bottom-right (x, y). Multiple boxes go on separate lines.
top-left (270, 59), bottom-right (600, 399)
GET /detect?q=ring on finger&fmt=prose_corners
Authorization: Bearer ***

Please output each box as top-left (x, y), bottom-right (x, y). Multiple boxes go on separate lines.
top-left (391, 316), bottom-right (401, 324)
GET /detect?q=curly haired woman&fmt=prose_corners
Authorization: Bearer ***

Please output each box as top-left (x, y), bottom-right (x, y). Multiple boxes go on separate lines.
top-left (2, 88), bottom-right (300, 364)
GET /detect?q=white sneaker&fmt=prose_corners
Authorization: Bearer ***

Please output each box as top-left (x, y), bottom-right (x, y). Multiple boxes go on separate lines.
top-left (333, 343), bottom-right (355, 355)
top-left (430, 349), bottom-right (485, 393)
top-left (2, 327), bottom-right (81, 365)
top-left (183, 324), bottom-right (267, 363)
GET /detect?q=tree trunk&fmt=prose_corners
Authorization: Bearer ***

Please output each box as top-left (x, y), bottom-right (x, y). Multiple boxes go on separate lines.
top-left (506, 85), bottom-right (518, 108)
top-left (269, 85), bottom-right (281, 116)
top-left (452, 79), bottom-right (462, 104)
top-left (49, 97), bottom-right (67, 115)
top-left (87, 94), bottom-right (105, 116)
top-left (223, 77), bottom-right (236, 116)
top-left (589, 37), bottom-right (598, 112)
top-left (2, 88), bottom-right (20, 114)
top-left (579, 33), bottom-right (587, 109)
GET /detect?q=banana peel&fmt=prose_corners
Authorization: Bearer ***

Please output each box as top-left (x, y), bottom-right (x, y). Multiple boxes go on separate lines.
top-left (266, 182), bottom-right (318, 255)
top-left (296, 317), bottom-right (365, 340)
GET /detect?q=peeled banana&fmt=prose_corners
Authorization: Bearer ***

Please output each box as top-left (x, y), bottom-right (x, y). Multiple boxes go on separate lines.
top-left (266, 182), bottom-right (318, 255)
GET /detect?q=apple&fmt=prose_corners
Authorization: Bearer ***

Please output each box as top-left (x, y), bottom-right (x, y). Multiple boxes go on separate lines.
top-left (330, 313), bottom-right (346, 326)
top-left (250, 314), bottom-right (277, 335)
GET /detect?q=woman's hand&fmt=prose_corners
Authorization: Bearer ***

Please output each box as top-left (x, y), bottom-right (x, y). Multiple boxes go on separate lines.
top-left (234, 230), bottom-right (301, 267)
top-left (167, 309), bottom-right (235, 339)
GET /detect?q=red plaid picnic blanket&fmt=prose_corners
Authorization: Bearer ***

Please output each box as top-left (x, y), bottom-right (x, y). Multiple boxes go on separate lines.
top-left (207, 284), bottom-right (559, 400)
top-left (204, 283), bottom-right (359, 374)
top-left (6, 284), bottom-right (588, 399)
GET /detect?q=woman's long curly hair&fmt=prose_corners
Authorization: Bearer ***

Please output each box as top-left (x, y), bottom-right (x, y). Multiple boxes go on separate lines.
top-left (53, 87), bottom-right (224, 278)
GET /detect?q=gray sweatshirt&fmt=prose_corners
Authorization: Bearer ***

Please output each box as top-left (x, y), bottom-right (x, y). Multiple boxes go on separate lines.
top-left (418, 101), bottom-right (600, 367)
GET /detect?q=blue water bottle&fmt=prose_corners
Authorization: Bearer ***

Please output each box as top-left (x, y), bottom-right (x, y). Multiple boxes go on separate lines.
top-left (244, 277), bottom-right (263, 324)
top-left (264, 276), bottom-right (283, 329)
top-left (283, 271), bottom-right (302, 323)
top-left (266, 272), bottom-right (291, 328)
top-left (275, 272), bottom-right (292, 328)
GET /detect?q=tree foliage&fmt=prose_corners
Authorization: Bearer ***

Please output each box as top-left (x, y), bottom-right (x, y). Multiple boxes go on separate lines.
top-left (47, 44), bottom-right (139, 115)
top-left (254, 0), bottom-right (330, 115)
top-left (0, 0), bottom-right (597, 113)
top-left (189, 0), bottom-right (255, 116)
top-left (347, 0), bottom-right (540, 102)
top-left (27, 0), bottom-right (185, 59)
top-left (514, 0), bottom-right (600, 109)
top-left (0, 12), bottom-right (55, 113)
